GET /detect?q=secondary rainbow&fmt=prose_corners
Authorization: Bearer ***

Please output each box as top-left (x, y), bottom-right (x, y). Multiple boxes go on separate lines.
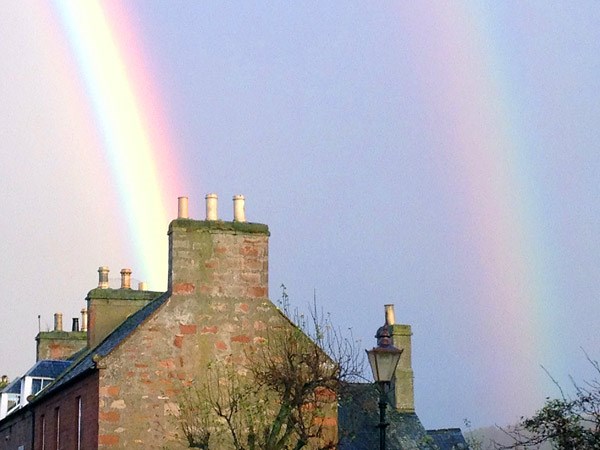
top-left (394, 2), bottom-right (556, 420)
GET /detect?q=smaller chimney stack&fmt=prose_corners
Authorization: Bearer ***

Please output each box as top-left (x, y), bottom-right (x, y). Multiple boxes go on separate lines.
top-left (206, 193), bottom-right (218, 220)
top-left (385, 304), bottom-right (395, 325)
top-left (81, 308), bottom-right (88, 332)
top-left (72, 318), bottom-right (79, 332)
top-left (54, 313), bottom-right (63, 332)
top-left (138, 281), bottom-right (147, 291)
top-left (120, 268), bottom-right (132, 289)
top-left (233, 195), bottom-right (246, 222)
top-left (98, 266), bottom-right (109, 289)
top-left (388, 304), bottom-right (415, 413)
top-left (178, 196), bottom-right (189, 219)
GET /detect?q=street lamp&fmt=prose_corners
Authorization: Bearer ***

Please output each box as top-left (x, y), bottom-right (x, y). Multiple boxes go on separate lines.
top-left (366, 322), bottom-right (402, 450)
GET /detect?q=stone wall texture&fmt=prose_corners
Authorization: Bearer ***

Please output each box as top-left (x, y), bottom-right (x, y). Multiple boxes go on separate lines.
top-left (95, 220), bottom-right (336, 448)
top-left (36, 332), bottom-right (87, 362)
top-left (391, 323), bottom-right (415, 413)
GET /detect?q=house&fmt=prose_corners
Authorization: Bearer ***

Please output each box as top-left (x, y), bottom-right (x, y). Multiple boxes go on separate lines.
top-left (0, 194), bottom-right (466, 449)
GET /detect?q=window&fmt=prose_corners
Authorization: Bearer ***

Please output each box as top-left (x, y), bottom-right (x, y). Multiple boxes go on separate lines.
top-left (30, 378), bottom-right (52, 396)
top-left (6, 393), bottom-right (20, 414)
top-left (41, 414), bottom-right (46, 450)
top-left (76, 396), bottom-right (82, 450)
top-left (54, 407), bottom-right (60, 450)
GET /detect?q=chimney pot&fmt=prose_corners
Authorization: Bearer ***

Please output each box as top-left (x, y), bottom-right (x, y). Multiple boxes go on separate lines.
top-left (81, 308), bottom-right (88, 332)
top-left (98, 266), bottom-right (109, 289)
top-left (120, 268), bottom-right (132, 289)
top-left (72, 318), bottom-right (79, 332)
top-left (138, 281), bottom-right (147, 291)
top-left (54, 313), bottom-right (63, 332)
top-left (205, 193), bottom-right (218, 220)
top-left (178, 196), bottom-right (189, 219)
top-left (233, 195), bottom-right (246, 222)
top-left (385, 304), bottom-right (395, 325)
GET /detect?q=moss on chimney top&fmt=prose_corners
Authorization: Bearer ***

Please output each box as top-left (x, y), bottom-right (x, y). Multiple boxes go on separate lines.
top-left (86, 289), bottom-right (164, 301)
top-left (169, 219), bottom-right (270, 235)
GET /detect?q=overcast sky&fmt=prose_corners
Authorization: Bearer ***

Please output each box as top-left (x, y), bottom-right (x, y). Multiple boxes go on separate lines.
top-left (1, 1), bottom-right (599, 429)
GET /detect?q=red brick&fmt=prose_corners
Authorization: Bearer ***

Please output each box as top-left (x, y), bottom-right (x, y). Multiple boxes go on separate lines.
top-left (315, 387), bottom-right (337, 402)
top-left (99, 434), bottom-right (120, 445)
top-left (179, 323), bottom-right (197, 334)
top-left (236, 303), bottom-right (250, 313)
top-left (231, 335), bottom-right (252, 344)
top-left (240, 246), bottom-right (259, 257)
top-left (99, 411), bottom-right (120, 422)
top-left (215, 341), bottom-right (228, 351)
top-left (100, 385), bottom-right (120, 397)
top-left (312, 416), bottom-right (337, 427)
top-left (214, 246), bottom-right (228, 254)
top-left (247, 286), bottom-right (267, 298)
top-left (173, 282), bottom-right (195, 294)
top-left (173, 335), bottom-right (184, 348)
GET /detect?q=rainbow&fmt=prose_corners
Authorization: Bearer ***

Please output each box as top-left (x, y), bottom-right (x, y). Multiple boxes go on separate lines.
top-left (395, 2), bottom-right (556, 418)
top-left (52, 1), bottom-right (187, 290)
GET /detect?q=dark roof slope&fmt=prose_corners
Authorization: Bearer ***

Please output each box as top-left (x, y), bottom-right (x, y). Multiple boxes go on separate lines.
top-left (339, 383), bottom-right (439, 449)
top-left (426, 428), bottom-right (469, 450)
top-left (35, 291), bottom-right (169, 401)
top-left (1, 379), bottom-right (21, 394)
top-left (25, 360), bottom-right (72, 379)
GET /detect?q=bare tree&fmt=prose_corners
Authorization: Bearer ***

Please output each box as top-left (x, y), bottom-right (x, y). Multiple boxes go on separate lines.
top-left (177, 286), bottom-right (364, 449)
top-left (497, 355), bottom-right (600, 450)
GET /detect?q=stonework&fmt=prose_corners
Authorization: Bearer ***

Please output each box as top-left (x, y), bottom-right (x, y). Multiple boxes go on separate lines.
top-left (0, 216), bottom-right (337, 449)
top-left (391, 323), bottom-right (415, 413)
top-left (0, 210), bottom-right (461, 449)
top-left (86, 289), bottom-right (160, 349)
top-left (36, 331), bottom-right (87, 362)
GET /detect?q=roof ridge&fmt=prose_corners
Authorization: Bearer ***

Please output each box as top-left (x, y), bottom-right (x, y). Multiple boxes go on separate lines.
top-left (31, 291), bottom-right (169, 402)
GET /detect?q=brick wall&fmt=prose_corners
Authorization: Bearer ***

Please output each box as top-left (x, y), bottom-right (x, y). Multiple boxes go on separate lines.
top-left (32, 371), bottom-right (99, 450)
top-left (0, 407), bottom-right (33, 450)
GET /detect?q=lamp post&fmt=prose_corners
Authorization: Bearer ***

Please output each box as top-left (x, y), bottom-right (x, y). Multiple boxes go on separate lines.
top-left (366, 322), bottom-right (403, 450)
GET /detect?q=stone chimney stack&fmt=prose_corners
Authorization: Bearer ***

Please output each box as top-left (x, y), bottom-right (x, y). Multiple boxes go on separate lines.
top-left (86, 266), bottom-right (161, 349)
top-left (169, 194), bottom-right (269, 299)
top-left (98, 266), bottom-right (109, 289)
top-left (81, 308), bottom-right (88, 332)
top-left (233, 195), bottom-right (246, 222)
top-left (205, 193), bottom-right (218, 220)
top-left (388, 304), bottom-right (415, 413)
top-left (120, 268), bottom-right (132, 289)
top-left (178, 196), bottom-right (189, 219)
top-left (54, 313), bottom-right (63, 332)
top-left (36, 312), bottom-right (86, 362)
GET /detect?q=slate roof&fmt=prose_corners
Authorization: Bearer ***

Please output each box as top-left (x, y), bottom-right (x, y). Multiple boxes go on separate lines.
top-left (0, 379), bottom-right (20, 395)
top-left (426, 428), bottom-right (469, 450)
top-left (25, 360), bottom-right (72, 379)
top-left (339, 383), bottom-right (440, 450)
top-left (339, 383), bottom-right (468, 449)
top-left (35, 291), bottom-right (168, 401)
